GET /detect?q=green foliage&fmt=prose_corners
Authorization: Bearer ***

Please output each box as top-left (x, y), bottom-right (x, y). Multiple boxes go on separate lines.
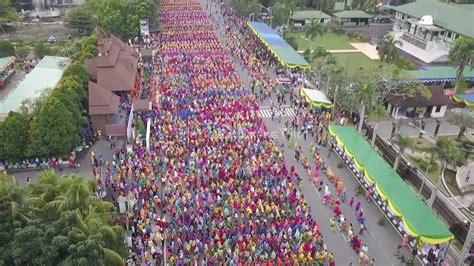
top-left (0, 0), bottom-right (18, 32)
top-left (394, 56), bottom-right (416, 70)
top-left (377, 214), bottom-right (387, 226)
top-left (367, 104), bottom-right (388, 120)
top-left (435, 138), bottom-right (465, 166)
top-left (449, 37), bottom-right (474, 94)
top-left (231, 0), bottom-right (260, 18)
top-left (0, 112), bottom-right (29, 161)
top-left (28, 97), bottom-right (80, 157)
top-left (378, 34), bottom-right (402, 63)
top-left (86, 0), bottom-right (161, 39)
top-left (450, 75), bottom-right (467, 93)
top-left (34, 42), bottom-right (52, 59)
top-left (303, 48), bottom-right (312, 61)
top-left (397, 135), bottom-right (414, 153)
top-left (15, 45), bottom-right (30, 59)
top-left (0, 172), bottom-right (125, 265)
top-left (332, 26), bottom-right (345, 35)
top-left (283, 33), bottom-right (298, 50)
top-left (0, 40), bottom-right (14, 57)
top-left (65, 6), bottom-right (97, 35)
top-left (304, 19), bottom-right (325, 41)
top-left (448, 109), bottom-right (474, 141)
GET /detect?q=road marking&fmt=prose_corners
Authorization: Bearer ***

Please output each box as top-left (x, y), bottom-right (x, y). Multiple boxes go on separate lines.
top-left (258, 107), bottom-right (297, 118)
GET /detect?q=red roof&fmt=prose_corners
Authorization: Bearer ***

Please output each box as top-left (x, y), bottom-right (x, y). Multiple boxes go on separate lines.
top-left (88, 81), bottom-right (121, 115)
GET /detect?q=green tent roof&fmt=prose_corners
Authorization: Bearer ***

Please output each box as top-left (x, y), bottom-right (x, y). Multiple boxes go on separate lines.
top-left (329, 125), bottom-right (453, 244)
top-left (407, 66), bottom-right (474, 82)
top-left (291, 10), bottom-right (331, 20)
top-left (393, 0), bottom-right (474, 38)
top-left (333, 10), bottom-right (373, 19)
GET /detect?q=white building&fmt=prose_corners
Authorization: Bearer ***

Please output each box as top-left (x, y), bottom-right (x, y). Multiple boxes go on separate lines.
top-left (392, 0), bottom-right (474, 63)
top-left (290, 10), bottom-right (331, 27)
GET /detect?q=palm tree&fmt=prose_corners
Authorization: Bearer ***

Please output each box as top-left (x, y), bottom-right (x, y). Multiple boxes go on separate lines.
top-left (449, 109), bottom-right (474, 141)
top-left (0, 173), bottom-right (32, 223)
top-left (354, 81), bottom-right (376, 132)
top-left (427, 138), bottom-right (465, 208)
top-left (368, 104), bottom-right (388, 146)
top-left (378, 34), bottom-right (402, 63)
top-left (449, 37), bottom-right (474, 94)
top-left (305, 19), bottom-right (325, 43)
top-left (272, 2), bottom-right (291, 28)
top-left (393, 135), bottom-right (413, 170)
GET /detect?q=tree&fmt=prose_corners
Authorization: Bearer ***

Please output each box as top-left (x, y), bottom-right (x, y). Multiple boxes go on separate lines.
top-left (367, 104), bottom-right (388, 146)
top-left (0, 40), bottom-right (14, 57)
top-left (0, 171), bottom-right (126, 265)
top-left (427, 138), bottom-right (464, 208)
top-left (0, 112), bottom-right (29, 161)
top-left (34, 42), bottom-right (52, 59)
top-left (0, 0), bottom-right (18, 32)
top-left (28, 97), bottom-right (79, 157)
top-left (65, 6), bottom-right (97, 35)
top-left (448, 109), bottom-right (474, 141)
top-left (304, 19), bottom-right (325, 49)
top-left (393, 135), bottom-right (413, 170)
top-left (231, 0), bottom-right (259, 18)
top-left (378, 34), bottom-right (402, 63)
top-left (271, 0), bottom-right (294, 27)
top-left (355, 81), bottom-right (376, 132)
top-left (449, 37), bottom-right (474, 94)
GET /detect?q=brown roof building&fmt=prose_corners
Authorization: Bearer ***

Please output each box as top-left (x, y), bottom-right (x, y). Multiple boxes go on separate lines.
top-left (85, 34), bottom-right (138, 92)
top-left (86, 33), bottom-right (138, 135)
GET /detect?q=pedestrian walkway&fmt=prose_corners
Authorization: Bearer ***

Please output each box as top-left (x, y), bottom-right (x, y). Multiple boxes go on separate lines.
top-left (259, 106), bottom-right (296, 118)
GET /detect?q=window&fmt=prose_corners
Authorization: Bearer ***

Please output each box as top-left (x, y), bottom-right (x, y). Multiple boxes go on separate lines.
top-left (435, 106), bottom-right (442, 112)
top-left (447, 31), bottom-right (452, 38)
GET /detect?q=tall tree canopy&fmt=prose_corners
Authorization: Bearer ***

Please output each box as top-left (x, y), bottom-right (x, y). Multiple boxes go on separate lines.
top-left (0, 171), bottom-right (125, 265)
top-left (449, 37), bottom-right (474, 94)
top-left (0, 112), bottom-right (29, 161)
top-left (28, 97), bottom-right (80, 157)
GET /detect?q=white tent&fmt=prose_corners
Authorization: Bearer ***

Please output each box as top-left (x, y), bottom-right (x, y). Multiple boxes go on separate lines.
top-left (300, 87), bottom-right (333, 108)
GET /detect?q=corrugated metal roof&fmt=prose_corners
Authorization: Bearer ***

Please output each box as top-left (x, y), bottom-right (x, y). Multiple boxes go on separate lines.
top-left (291, 10), bottom-right (331, 20)
top-left (393, 0), bottom-right (474, 38)
top-left (0, 56), bottom-right (70, 115)
top-left (407, 66), bottom-right (474, 81)
top-left (0, 56), bottom-right (15, 72)
top-left (333, 10), bottom-right (373, 19)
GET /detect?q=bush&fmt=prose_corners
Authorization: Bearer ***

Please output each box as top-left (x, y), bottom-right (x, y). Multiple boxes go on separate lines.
top-left (357, 34), bottom-right (370, 42)
top-left (332, 26), bottom-right (346, 35)
top-left (0, 40), bottom-right (15, 57)
top-left (377, 215), bottom-right (387, 226)
top-left (346, 31), bottom-right (356, 39)
top-left (394, 56), bottom-right (416, 70)
top-left (34, 43), bottom-right (52, 58)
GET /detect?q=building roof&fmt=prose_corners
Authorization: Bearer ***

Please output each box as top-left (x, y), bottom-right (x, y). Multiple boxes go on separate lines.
top-left (85, 34), bottom-right (138, 92)
top-left (133, 99), bottom-right (151, 112)
top-left (329, 125), bottom-right (454, 244)
top-left (393, 0), bottom-right (474, 38)
top-left (0, 56), bottom-right (70, 116)
top-left (88, 81), bottom-right (121, 115)
top-left (387, 84), bottom-right (454, 107)
top-left (407, 66), bottom-right (474, 82)
top-left (104, 123), bottom-right (126, 137)
top-left (333, 10), bottom-right (373, 19)
top-left (290, 10), bottom-right (331, 20)
top-left (248, 22), bottom-right (310, 69)
top-left (0, 56), bottom-right (15, 72)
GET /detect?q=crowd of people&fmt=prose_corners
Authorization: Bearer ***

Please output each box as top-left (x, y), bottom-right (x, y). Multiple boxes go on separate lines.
top-left (102, 0), bottom-right (335, 264)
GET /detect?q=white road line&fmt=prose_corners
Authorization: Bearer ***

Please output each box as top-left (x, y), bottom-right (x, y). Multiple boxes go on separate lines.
top-left (286, 108), bottom-right (295, 116)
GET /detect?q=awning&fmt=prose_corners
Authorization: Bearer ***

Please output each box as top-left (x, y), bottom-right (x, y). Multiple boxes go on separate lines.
top-left (300, 88), bottom-right (333, 108)
top-left (453, 93), bottom-right (474, 107)
top-left (329, 125), bottom-right (454, 244)
top-left (248, 21), bottom-right (310, 69)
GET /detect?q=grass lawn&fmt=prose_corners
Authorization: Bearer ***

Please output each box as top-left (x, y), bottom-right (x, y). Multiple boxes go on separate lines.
top-left (286, 32), bottom-right (354, 51)
top-left (409, 155), bottom-right (440, 183)
top-left (332, 52), bottom-right (400, 76)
